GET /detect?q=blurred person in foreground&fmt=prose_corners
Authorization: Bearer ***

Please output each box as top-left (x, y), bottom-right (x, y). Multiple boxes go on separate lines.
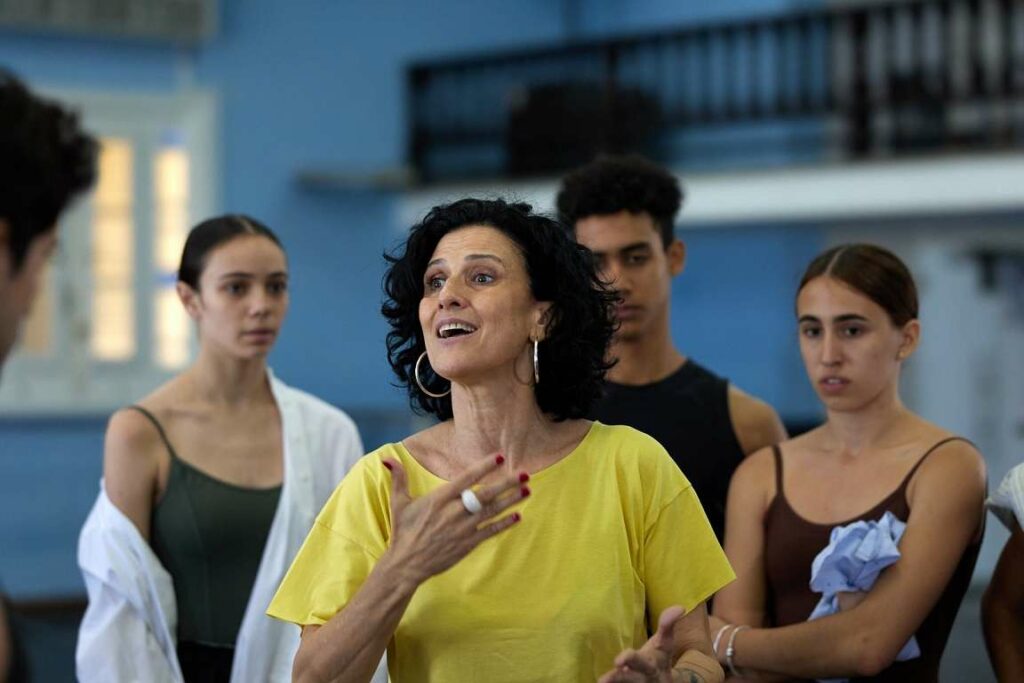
top-left (267, 198), bottom-right (735, 683)
top-left (0, 67), bottom-right (97, 683)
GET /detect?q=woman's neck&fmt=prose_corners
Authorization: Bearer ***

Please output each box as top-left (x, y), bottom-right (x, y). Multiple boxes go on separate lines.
top-left (446, 375), bottom-right (561, 472)
top-left (820, 386), bottom-right (916, 456)
top-left (184, 347), bottom-right (270, 407)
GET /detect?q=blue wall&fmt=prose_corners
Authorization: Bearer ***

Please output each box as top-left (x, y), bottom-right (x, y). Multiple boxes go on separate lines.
top-left (0, 1), bottom-right (822, 598)
top-left (674, 226), bottom-right (823, 423)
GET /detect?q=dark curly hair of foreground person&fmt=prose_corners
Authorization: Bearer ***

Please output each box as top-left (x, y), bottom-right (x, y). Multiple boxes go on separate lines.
top-left (0, 68), bottom-right (97, 269)
top-left (382, 197), bottom-right (617, 422)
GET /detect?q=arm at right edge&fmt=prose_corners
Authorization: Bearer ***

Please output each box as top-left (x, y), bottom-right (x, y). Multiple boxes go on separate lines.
top-left (982, 522), bottom-right (1024, 682)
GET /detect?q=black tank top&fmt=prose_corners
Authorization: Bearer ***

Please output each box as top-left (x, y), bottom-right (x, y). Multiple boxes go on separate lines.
top-left (590, 360), bottom-right (744, 541)
top-left (764, 438), bottom-right (982, 682)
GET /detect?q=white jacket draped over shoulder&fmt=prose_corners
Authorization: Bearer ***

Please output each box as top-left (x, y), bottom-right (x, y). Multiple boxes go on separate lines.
top-left (990, 462), bottom-right (1024, 531)
top-left (76, 372), bottom-right (388, 683)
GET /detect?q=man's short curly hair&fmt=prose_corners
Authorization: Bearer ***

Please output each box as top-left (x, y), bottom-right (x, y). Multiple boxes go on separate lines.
top-left (556, 154), bottom-right (683, 247)
top-left (0, 69), bottom-right (97, 271)
top-left (382, 198), bottom-right (616, 422)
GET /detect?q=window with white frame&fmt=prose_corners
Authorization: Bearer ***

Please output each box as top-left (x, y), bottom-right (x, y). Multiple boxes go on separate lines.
top-left (0, 89), bottom-right (217, 414)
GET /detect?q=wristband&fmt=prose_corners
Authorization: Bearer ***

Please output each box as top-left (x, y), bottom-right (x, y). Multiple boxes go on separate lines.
top-left (711, 623), bottom-right (731, 658)
top-left (725, 624), bottom-right (750, 677)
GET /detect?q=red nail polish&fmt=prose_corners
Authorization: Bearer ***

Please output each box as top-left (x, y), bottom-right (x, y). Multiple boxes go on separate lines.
top-left (511, 512), bottom-right (521, 522)
top-left (382, 461), bottom-right (393, 471)
top-left (518, 472), bottom-right (530, 483)
top-left (521, 486), bottom-right (530, 497)
top-left (495, 454), bottom-right (505, 465)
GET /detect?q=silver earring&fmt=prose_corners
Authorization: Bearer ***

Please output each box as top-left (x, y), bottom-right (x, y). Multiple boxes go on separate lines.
top-left (533, 339), bottom-right (540, 385)
top-left (414, 350), bottom-right (450, 398)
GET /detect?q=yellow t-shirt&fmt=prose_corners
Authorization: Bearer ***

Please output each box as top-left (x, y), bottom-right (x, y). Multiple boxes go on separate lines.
top-left (268, 422), bottom-right (734, 682)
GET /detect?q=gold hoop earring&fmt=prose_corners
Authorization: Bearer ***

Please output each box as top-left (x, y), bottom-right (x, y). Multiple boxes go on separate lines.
top-left (414, 350), bottom-right (450, 398)
top-left (533, 339), bottom-right (540, 385)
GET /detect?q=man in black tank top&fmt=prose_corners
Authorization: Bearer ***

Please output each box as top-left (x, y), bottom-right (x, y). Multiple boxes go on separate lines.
top-left (557, 156), bottom-right (786, 541)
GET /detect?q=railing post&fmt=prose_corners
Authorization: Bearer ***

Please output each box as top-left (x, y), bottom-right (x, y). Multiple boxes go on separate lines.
top-left (407, 67), bottom-right (429, 183)
top-left (847, 7), bottom-right (872, 156)
top-left (604, 42), bottom-right (620, 152)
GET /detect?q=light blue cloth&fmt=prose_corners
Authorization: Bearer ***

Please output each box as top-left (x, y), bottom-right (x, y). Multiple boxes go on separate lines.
top-left (807, 511), bottom-right (919, 683)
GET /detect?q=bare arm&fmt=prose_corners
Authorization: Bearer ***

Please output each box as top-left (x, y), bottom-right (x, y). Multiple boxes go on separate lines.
top-left (711, 449), bottom-right (778, 681)
top-left (727, 388), bottom-right (787, 457)
top-left (670, 604), bottom-right (723, 683)
top-left (724, 441), bottom-right (986, 678)
top-left (713, 448), bottom-right (772, 630)
top-left (983, 521), bottom-right (1024, 682)
top-left (295, 551), bottom-right (419, 683)
top-left (291, 455), bottom-right (526, 683)
top-left (103, 409), bottom-right (162, 539)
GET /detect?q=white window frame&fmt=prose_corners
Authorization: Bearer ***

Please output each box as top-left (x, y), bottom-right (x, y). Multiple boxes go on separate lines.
top-left (0, 87), bottom-right (218, 415)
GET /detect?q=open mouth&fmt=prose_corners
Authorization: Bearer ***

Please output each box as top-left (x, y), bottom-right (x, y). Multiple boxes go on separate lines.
top-left (819, 377), bottom-right (849, 391)
top-left (437, 322), bottom-right (478, 339)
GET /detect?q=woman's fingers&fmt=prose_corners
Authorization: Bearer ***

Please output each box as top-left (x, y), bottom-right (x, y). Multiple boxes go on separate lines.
top-left (618, 651), bottom-right (659, 675)
top-left (614, 650), bottom-right (659, 675)
top-left (650, 605), bottom-right (685, 653)
top-left (383, 458), bottom-right (411, 514)
top-left (599, 648), bottom-right (667, 682)
top-left (443, 452), bottom-right (506, 498)
top-left (474, 470), bottom-right (530, 506)
top-left (597, 665), bottom-right (647, 683)
top-left (470, 511), bottom-right (522, 544)
top-left (447, 473), bottom-right (528, 529)
top-left (475, 484), bottom-right (529, 522)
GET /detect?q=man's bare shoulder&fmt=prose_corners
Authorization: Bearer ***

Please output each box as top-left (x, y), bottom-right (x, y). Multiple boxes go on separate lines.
top-left (726, 385), bottom-right (787, 456)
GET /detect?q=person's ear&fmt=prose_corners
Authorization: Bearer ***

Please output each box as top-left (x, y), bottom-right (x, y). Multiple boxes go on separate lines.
top-left (532, 302), bottom-right (552, 342)
top-left (667, 238), bottom-right (686, 277)
top-left (896, 319), bottom-right (920, 361)
top-left (177, 281), bottom-right (202, 321)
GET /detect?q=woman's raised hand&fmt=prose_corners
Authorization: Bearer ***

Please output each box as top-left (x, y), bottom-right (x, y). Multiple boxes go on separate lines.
top-left (381, 453), bottom-right (528, 583)
top-left (599, 606), bottom-right (685, 683)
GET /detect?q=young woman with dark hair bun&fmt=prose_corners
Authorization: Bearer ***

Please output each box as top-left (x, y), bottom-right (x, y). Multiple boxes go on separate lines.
top-left (711, 244), bottom-right (985, 682)
top-left (76, 215), bottom-right (384, 683)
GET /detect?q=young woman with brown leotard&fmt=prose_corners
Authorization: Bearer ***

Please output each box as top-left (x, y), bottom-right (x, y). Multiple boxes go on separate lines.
top-left (711, 244), bottom-right (985, 682)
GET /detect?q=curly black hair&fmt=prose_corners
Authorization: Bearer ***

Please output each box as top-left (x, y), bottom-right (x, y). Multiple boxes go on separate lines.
top-left (556, 154), bottom-right (683, 247)
top-left (382, 198), bottom-right (617, 422)
top-left (0, 69), bottom-right (97, 270)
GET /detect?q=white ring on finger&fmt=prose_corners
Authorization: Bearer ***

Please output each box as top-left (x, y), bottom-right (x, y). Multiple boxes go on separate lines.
top-left (460, 488), bottom-right (483, 515)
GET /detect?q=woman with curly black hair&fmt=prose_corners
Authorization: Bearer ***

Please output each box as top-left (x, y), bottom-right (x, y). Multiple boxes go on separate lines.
top-left (268, 198), bottom-right (734, 683)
